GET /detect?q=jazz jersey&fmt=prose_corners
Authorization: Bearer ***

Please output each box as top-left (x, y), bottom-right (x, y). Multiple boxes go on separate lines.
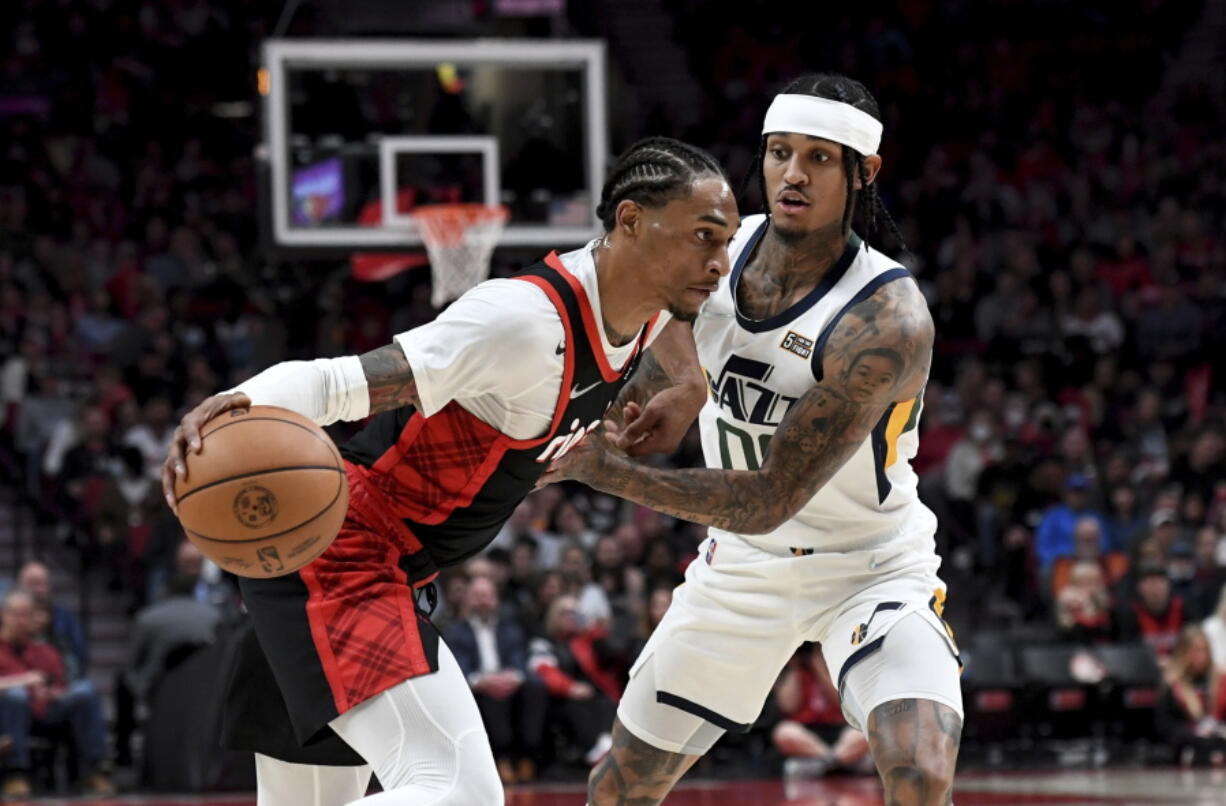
top-left (693, 214), bottom-right (938, 561)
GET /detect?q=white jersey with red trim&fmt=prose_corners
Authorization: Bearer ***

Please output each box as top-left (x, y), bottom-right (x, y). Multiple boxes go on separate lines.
top-left (397, 240), bottom-right (671, 440)
top-left (693, 214), bottom-right (938, 569)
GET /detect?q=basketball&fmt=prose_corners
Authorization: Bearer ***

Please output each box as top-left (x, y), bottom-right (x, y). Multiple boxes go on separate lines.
top-left (173, 406), bottom-right (348, 578)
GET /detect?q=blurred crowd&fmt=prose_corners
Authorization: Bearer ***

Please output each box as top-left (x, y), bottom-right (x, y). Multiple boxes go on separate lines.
top-left (0, 0), bottom-right (1223, 794)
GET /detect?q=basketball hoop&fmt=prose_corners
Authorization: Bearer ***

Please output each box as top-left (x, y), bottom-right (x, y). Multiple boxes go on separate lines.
top-left (413, 203), bottom-right (509, 307)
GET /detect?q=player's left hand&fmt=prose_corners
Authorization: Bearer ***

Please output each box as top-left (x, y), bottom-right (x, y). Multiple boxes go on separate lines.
top-left (613, 384), bottom-right (705, 457)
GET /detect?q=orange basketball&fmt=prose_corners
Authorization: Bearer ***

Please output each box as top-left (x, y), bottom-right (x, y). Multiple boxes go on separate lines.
top-left (173, 406), bottom-right (348, 578)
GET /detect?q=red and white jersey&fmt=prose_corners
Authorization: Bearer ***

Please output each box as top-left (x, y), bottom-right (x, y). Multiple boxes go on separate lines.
top-left (394, 244), bottom-right (672, 439)
top-left (343, 243), bottom-right (666, 570)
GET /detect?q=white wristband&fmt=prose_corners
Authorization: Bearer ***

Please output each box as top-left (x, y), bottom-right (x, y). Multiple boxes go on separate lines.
top-left (228, 356), bottom-right (370, 426)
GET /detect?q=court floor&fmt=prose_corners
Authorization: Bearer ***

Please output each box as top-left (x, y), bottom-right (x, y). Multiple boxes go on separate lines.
top-left (18, 768), bottom-right (1226, 805)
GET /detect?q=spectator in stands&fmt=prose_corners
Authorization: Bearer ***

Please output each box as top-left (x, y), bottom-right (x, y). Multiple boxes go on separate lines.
top-left (29, 599), bottom-right (83, 683)
top-left (943, 409), bottom-right (998, 550)
top-left (497, 500), bottom-right (564, 568)
top-left (1119, 564), bottom-right (1189, 660)
top-left (774, 645), bottom-right (873, 781)
top-left (550, 500), bottom-right (600, 551)
top-left (15, 562), bottom-right (85, 679)
top-left (1050, 516), bottom-right (1129, 600)
top-left (444, 576), bottom-right (546, 785)
top-left (1054, 562), bottom-right (1114, 643)
top-left (628, 585), bottom-right (674, 668)
top-left (1036, 474), bottom-right (1111, 575)
top-left (0, 591), bottom-right (112, 796)
top-left (1105, 485), bottom-right (1150, 550)
top-left (430, 569), bottom-right (469, 633)
top-left (642, 537), bottom-right (684, 587)
top-left (126, 542), bottom-right (223, 703)
top-left (121, 396), bottom-right (175, 481)
top-left (518, 570), bottom-right (564, 640)
top-left (1156, 625), bottom-right (1226, 766)
top-left (504, 535), bottom-right (541, 618)
top-left (529, 595), bottom-right (619, 766)
top-left (94, 445), bottom-right (163, 593)
top-left (1188, 528), bottom-right (1226, 617)
top-left (170, 537), bottom-right (238, 623)
top-left (55, 404), bottom-right (120, 539)
top-left (558, 542), bottom-right (611, 627)
top-left (591, 534), bottom-right (646, 624)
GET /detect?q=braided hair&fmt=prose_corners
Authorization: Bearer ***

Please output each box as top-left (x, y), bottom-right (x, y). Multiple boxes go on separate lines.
top-left (596, 137), bottom-right (728, 230)
top-left (752, 73), bottom-right (906, 252)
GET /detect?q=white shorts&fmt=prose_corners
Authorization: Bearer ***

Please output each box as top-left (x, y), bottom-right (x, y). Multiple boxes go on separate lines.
top-left (618, 532), bottom-right (962, 754)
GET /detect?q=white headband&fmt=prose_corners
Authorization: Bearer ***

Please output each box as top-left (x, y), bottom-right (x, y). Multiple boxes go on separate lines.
top-left (762, 94), bottom-right (882, 156)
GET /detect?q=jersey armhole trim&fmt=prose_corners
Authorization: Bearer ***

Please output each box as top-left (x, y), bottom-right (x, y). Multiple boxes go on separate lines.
top-left (809, 267), bottom-right (913, 383)
top-left (543, 251), bottom-right (648, 381)
top-left (508, 272), bottom-right (578, 448)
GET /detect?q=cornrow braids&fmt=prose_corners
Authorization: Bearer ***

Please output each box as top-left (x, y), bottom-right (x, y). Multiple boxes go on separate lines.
top-left (751, 72), bottom-right (907, 254)
top-left (596, 136), bottom-right (727, 230)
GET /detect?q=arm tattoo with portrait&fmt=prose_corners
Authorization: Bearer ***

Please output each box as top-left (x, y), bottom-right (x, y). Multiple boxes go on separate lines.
top-left (584, 278), bottom-right (933, 534)
top-left (359, 344), bottom-right (424, 415)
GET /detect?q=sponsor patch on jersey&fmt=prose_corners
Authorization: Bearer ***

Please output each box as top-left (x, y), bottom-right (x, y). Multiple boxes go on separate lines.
top-left (780, 330), bottom-right (814, 359)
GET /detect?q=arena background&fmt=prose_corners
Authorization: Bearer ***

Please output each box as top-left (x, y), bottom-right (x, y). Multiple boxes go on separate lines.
top-left (0, 0), bottom-right (1223, 803)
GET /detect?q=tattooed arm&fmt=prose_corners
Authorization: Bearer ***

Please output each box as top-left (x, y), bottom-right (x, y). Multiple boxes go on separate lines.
top-left (359, 343), bottom-right (423, 415)
top-left (162, 344), bottom-right (421, 510)
top-left (546, 277), bottom-right (933, 533)
top-left (609, 318), bottom-right (705, 420)
top-left (607, 318), bottom-right (709, 457)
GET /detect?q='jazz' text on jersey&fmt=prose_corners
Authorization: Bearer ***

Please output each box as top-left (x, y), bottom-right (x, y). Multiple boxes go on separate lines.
top-left (707, 354), bottom-right (798, 426)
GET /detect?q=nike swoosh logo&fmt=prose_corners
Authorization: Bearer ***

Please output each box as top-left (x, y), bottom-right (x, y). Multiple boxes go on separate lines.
top-left (868, 552), bottom-right (906, 571)
top-left (555, 341), bottom-right (566, 355)
top-left (570, 380), bottom-right (601, 399)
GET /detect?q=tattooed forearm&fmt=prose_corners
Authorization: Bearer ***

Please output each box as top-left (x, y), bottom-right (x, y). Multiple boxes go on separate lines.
top-left (359, 344), bottom-right (423, 414)
top-left (571, 277), bottom-right (933, 534)
top-left (588, 719), bottom-right (697, 806)
top-left (589, 380), bottom-right (880, 534)
top-left (609, 350), bottom-right (673, 423)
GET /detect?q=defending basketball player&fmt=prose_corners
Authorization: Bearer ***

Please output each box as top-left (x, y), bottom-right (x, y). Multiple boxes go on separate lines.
top-left (542, 75), bottom-right (963, 806)
top-left (161, 137), bottom-right (738, 806)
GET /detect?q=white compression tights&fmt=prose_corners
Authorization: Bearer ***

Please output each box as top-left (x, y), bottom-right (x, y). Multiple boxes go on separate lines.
top-left (255, 642), bottom-right (503, 806)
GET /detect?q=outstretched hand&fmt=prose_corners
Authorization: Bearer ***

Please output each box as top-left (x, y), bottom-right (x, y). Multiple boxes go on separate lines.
top-left (536, 422), bottom-right (623, 490)
top-left (610, 385), bottom-right (704, 457)
top-left (161, 391), bottom-right (251, 515)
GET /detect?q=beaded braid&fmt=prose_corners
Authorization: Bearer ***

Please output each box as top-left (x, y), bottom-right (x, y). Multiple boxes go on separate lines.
top-left (596, 137), bottom-right (727, 230)
top-left (750, 72), bottom-right (907, 253)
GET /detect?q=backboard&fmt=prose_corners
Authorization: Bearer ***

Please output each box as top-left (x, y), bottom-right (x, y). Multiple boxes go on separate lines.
top-left (261, 39), bottom-right (607, 251)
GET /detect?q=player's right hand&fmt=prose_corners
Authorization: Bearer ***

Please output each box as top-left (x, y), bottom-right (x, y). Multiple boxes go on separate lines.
top-left (162, 391), bottom-right (251, 515)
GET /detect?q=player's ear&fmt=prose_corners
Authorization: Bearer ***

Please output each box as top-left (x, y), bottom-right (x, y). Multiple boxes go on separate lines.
top-left (858, 154), bottom-right (883, 189)
top-left (615, 199), bottom-right (642, 239)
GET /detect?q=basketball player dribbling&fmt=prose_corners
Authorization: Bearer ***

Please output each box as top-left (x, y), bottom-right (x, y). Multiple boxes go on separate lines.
top-left (160, 137), bottom-right (739, 806)
top-left (542, 74), bottom-right (964, 806)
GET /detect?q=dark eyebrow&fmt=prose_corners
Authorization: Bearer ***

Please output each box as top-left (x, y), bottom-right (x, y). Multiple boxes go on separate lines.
top-left (698, 213), bottom-right (729, 227)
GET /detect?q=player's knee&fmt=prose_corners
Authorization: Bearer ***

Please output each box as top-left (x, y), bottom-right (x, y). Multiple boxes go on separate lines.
top-left (880, 758), bottom-right (954, 806)
top-left (451, 731), bottom-right (504, 806)
top-left (453, 762), bottom-right (504, 806)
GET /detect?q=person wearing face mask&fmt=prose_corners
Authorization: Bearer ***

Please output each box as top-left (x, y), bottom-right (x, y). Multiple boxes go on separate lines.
top-left (943, 410), bottom-right (1000, 559)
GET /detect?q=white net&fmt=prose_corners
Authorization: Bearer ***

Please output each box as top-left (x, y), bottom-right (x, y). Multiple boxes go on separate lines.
top-left (414, 204), bottom-right (509, 307)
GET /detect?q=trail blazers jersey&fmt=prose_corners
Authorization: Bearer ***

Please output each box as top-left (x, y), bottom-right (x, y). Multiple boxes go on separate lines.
top-left (694, 214), bottom-right (938, 557)
top-left (342, 252), bottom-right (656, 577)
